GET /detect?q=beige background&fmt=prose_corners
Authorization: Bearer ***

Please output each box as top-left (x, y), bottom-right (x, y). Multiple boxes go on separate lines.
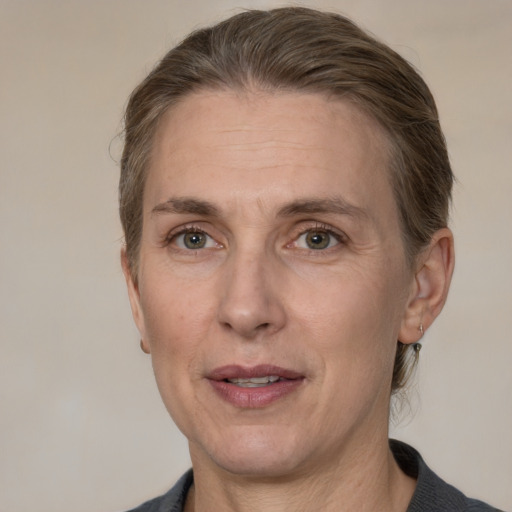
top-left (1, 1), bottom-right (511, 511)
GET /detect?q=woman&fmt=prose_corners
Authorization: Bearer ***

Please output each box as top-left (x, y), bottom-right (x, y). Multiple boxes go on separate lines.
top-left (119, 7), bottom-right (499, 512)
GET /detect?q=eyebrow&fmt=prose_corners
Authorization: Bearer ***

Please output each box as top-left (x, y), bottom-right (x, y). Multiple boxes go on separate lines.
top-left (151, 197), bottom-right (221, 217)
top-left (151, 196), bottom-right (368, 221)
top-left (277, 198), bottom-right (369, 220)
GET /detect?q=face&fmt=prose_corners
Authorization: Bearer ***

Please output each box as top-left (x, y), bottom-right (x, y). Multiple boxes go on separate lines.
top-left (125, 90), bottom-right (417, 478)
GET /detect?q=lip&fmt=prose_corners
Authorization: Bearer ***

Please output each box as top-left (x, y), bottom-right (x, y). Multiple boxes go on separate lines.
top-left (207, 364), bottom-right (305, 408)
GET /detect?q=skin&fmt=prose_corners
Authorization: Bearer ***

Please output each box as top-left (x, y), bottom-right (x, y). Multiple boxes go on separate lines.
top-left (123, 90), bottom-right (454, 511)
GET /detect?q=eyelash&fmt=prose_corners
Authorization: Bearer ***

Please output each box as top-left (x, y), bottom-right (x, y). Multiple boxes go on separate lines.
top-left (164, 225), bottom-right (215, 248)
top-left (163, 222), bottom-right (347, 252)
top-left (292, 223), bottom-right (347, 250)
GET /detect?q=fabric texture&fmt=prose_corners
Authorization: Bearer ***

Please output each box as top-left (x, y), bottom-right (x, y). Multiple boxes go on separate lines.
top-left (125, 441), bottom-right (502, 511)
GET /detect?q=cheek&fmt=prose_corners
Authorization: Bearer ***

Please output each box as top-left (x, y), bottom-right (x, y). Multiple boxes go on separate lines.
top-left (139, 273), bottom-right (216, 370)
top-left (291, 262), bottom-right (407, 385)
top-left (138, 278), bottom-right (216, 426)
top-left (295, 262), bottom-right (405, 337)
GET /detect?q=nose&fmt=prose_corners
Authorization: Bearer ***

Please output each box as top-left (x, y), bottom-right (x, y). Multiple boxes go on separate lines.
top-left (216, 247), bottom-right (286, 340)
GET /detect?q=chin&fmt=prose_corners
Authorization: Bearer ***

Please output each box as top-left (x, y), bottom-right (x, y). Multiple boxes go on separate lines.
top-left (193, 425), bottom-right (309, 478)
top-left (214, 452), bottom-right (305, 479)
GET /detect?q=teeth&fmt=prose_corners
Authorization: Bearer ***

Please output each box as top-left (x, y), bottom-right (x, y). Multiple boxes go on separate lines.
top-left (227, 376), bottom-right (280, 387)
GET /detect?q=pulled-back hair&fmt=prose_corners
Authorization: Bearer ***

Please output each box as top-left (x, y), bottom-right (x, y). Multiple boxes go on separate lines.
top-left (120, 7), bottom-right (453, 392)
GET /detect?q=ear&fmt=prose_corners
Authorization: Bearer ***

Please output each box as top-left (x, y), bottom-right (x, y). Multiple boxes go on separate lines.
top-left (121, 248), bottom-right (150, 354)
top-left (398, 228), bottom-right (455, 344)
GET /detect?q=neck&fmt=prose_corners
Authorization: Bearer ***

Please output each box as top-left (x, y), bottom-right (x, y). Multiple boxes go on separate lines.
top-left (186, 435), bottom-right (416, 512)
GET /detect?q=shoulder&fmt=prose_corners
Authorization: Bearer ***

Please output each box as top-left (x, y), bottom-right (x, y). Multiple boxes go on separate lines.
top-left (390, 440), bottom-right (503, 512)
top-left (124, 470), bottom-right (193, 512)
top-left (467, 499), bottom-right (505, 512)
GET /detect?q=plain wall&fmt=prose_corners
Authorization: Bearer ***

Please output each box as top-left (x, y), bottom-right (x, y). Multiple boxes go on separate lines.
top-left (1, 1), bottom-right (511, 510)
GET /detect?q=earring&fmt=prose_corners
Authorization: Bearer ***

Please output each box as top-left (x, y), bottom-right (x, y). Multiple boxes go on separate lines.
top-left (140, 339), bottom-right (150, 354)
top-left (414, 323), bottom-right (424, 353)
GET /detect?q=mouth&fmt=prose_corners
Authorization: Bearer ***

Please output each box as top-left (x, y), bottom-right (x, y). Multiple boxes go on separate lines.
top-left (208, 364), bottom-right (303, 383)
top-left (207, 365), bottom-right (304, 408)
top-left (225, 375), bottom-right (282, 388)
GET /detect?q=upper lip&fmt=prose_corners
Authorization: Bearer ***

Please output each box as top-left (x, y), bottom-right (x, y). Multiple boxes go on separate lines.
top-left (208, 364), bottom-right (304, 381)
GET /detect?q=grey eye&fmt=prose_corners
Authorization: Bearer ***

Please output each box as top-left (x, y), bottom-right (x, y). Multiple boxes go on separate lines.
top-left (183, 232), bottom-right (207, 249)
top-left (305, 231), bottom-right (331, 249)
top-left (173, 230), bottom-right (218, 250)
top-left (295, 229), bottom-right (339, 250)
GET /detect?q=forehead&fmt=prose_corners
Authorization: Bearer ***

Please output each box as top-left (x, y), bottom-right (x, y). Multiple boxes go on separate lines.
top-left (146, 89), bottom-right (396, 224)
top-left (152, 89), bottom-right (390, 163)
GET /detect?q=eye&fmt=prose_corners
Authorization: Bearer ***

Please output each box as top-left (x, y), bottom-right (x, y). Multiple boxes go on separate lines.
top-left (172, 229), bottom-right (219, 250)
top-left (295, 228), bottom-right (341, 250)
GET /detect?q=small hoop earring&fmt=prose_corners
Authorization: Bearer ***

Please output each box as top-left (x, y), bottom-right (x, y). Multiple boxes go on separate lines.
top-left (419, 323), bottom-right (424, 337)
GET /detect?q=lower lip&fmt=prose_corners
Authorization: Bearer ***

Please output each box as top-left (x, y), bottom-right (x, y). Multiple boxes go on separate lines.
top-left (208, 379), bottom-right (304, 408)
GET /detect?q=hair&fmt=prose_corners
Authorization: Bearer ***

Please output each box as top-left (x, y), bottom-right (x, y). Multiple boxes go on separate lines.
top-left (119, 7), bottom-right (453, 393)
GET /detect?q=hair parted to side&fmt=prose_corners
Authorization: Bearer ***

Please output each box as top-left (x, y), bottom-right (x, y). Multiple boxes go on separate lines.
top-left (119, 7), bottom-right (453, 393)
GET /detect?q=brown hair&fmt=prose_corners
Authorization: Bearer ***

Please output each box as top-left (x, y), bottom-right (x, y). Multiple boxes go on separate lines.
top-left (120, 7), bottom-right (453, 392)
